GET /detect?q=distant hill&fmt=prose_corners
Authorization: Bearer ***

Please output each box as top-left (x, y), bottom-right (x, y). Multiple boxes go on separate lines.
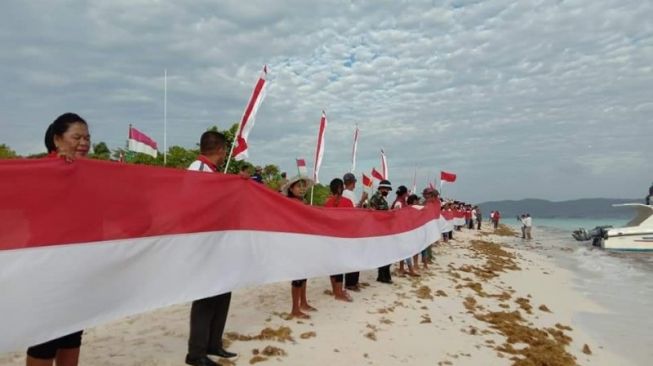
top-left (478, 198), bottom-right (644, 219)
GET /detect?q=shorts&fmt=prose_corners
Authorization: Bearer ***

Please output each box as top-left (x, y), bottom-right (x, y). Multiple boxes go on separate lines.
top-left (27, 331), bottom-right (83, 359)
top-left (291, 279), bottom-right (307, 288)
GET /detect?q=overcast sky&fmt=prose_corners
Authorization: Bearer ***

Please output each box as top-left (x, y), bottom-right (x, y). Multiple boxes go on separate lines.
top-left (1, 0), bottom-right (651, 203)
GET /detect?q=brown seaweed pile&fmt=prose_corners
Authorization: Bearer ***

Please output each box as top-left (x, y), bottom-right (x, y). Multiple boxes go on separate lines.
top-left (225, 326), bottom-right (294, 343)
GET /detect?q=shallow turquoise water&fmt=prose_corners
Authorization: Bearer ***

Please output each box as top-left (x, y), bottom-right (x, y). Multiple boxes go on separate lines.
top-left (504, 220), bottom-right (652, 365)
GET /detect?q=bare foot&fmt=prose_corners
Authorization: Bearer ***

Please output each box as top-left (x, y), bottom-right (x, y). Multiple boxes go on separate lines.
top-left (301, 304), bottom-right (317, 312)
top-left (290, 310), bottom-right (310, 319)
top-left (408, 271), bottom-right (421, 277)
top-left (335, 291), bottom-right (353, 302)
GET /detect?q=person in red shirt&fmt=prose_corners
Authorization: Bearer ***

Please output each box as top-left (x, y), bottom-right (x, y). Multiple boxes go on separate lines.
top-left (493, 210), bottom-right (501, 229)
top-left (324, 178), bottom-right (354, 302)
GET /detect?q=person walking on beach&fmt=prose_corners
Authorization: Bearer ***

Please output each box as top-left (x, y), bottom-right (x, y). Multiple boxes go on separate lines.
top-left (324, 178), bottom-right (354, 302)
top-left (370, 180), bottom-right (393, 284)
top-left (282, 175), bottom-right (318, 318)
top-left (342, 172), bottom-right (368, 292)
top-left (185, 131), bottom-right (238, 366)
top-left (519, 214), bottom-right (527, 238)
top-left (492, 210), bottom-right (501, 229)
top-left (26, 113), bottom-right (90, 366)
top-left (521, 214), bottom-right (533, 240)
top-left (475, 206), bottom-right (482, 230)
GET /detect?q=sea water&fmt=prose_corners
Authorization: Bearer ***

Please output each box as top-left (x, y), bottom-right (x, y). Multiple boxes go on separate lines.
top-left (507, 218), bottom-right (653, 364)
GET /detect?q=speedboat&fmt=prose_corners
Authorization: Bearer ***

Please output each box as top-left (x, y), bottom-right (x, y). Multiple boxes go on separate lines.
top-left (572, 204), bottom-right (653, 251)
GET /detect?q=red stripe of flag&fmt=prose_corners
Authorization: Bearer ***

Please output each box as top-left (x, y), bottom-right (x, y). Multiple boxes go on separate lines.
top-left (441, 171), bottom-right (457, 183)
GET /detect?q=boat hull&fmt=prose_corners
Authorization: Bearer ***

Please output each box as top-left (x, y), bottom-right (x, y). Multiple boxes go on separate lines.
top-left (602, 228), bottom-right (653, 251)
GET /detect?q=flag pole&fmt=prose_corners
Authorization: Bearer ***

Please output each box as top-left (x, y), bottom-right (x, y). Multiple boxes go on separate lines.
top-left (224, 121), bottom-right (242, 173)
top-left (163, 69), bottom-right (167, 166)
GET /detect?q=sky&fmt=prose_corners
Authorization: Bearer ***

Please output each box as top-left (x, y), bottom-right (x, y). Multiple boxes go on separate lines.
top-left (1, 0), bottom-right (651, 203)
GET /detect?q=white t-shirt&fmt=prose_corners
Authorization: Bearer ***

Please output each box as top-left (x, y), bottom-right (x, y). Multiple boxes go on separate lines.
top-left (188, 160), bottom-right (214, 172)
top-left (342, 189), bottom-right (358, 207)
top-left (523, 217), bottom-right (532, 227)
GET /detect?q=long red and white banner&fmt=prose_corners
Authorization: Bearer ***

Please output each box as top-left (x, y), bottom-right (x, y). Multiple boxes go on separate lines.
top-left (351, 126), bottom-right (359, 173)
top-left (0, 158), bottom-right (441, 352)
top-left (312, 111), bottom-right (327, 183)
top-left (232, 65), bottom-right (268, 160)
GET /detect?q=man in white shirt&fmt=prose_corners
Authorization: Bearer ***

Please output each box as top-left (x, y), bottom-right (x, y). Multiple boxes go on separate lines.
top-left (520, 214), bottom-right (533, 240)
top-left (342, 173), bottom-right (368, 291)
top-left (522, 214), bottom-right (533, 239)
top-left (186, 131), bottom-right (237, 366)
top-left (342, 173), bottom-right (368, 208)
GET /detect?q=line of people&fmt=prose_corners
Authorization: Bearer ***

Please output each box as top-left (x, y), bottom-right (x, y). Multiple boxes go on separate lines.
top-left (27, 112), bottom-right (487, 366)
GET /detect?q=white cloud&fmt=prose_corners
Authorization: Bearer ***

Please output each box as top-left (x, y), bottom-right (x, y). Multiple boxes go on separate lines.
top-left (0, 0), bottom-right (651, 202)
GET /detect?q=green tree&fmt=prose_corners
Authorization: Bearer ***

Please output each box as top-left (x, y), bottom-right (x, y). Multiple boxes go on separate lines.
top-left (90, 141), bottom-right (111, 160)
top-left (307, 183), bottom-right (329, 206)
top-left (165, 145), bottom-right (198, 169)
top-left (0, 144), bottom-right (18, 159)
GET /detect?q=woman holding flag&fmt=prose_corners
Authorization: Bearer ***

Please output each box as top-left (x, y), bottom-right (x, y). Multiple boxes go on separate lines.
top-left (282, 175), bottom-right (318, 318)
top-left (27, 113), bottom-right (90, 366)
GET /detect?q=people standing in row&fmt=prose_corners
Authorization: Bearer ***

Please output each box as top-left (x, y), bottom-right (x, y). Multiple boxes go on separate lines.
top-left (281, 175), bottom-right (318, 318)
top-left (342, 173), bottom-right (368, 292)
top-left (185, 131), bottom-right (238, 366)
top-left (370, 180), bottom-right (393, 284)
top-left (324, 178), bottom-right (354, 302)
top-left (26, 113), bottom-right (91, 366)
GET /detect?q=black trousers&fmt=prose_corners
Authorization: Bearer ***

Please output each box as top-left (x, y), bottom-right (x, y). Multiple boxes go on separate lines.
top-left (345, 272), bottom-right (359, 287)
top-left (188, 292), bottom-right (231, 360)
top-left (377, 265), bottom-right (392, 282)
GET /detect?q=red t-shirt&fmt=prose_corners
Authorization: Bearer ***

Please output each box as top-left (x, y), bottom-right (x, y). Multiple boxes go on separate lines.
top-left (324, 196), bottom-right (354, 208)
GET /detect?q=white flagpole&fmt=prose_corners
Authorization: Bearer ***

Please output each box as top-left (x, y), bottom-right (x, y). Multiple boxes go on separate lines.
top-left (163, 69), bottom-right (167, 165)
top-left (351, 125), bottom-right (359, 173)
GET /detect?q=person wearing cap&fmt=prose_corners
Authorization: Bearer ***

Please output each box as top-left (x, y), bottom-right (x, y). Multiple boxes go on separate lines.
top-left (281, 175), bottom-right (318, 318)
top-left (185, 131), bottom-right (238, 366)
top-left (251, 166), bottom-right (263, 184)
top-left (370, 179), bottom-right (393, 284)
top-left (392, 186), bottom-right (419, 277)
top-left (342, 172), bottom-right (368, 207)
top-left (342, 172), bottom-right (368, 292)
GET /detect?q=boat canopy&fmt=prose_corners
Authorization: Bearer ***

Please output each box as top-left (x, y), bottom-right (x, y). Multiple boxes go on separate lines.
top-left (612, 204), bottom-right (653, 227)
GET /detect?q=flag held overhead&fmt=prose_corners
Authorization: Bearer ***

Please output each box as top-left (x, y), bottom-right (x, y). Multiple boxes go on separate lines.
top-left (441, 171), bottom-right (457, 183)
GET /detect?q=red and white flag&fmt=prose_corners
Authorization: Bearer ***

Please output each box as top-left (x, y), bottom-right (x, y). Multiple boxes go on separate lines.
top-left (128, 126), bottom-right (158, 158)
top-left (411, 169), bottom-right (417, 194)
top-left (232, 65), bottom-right (268, 161)
top-left (440, 171), bottom-right (457, 183)
top-left (351, 126), bottom-right (359, 172)
top-left (371, 167), bottom-right (384, 181)
top-left (0, 158), bottom-right (442, 352)
top-left (362, 173), bottom-right (373, 188)
top-left (381, 149), bottom-right (388, 179)
top-left (296, 158), bottom-right (307, 176)
top-left (312, 111), bottom-right (327, 183)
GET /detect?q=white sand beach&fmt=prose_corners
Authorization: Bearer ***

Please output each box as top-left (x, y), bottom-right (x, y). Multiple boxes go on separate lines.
top-left (0, 225), bottom-right (634, 366)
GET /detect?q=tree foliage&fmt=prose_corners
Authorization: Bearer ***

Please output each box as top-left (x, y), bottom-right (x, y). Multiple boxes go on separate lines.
top-left (0, 144), bottom-right (18, 159)
top-left (90, 141), bottom-right (111, 160)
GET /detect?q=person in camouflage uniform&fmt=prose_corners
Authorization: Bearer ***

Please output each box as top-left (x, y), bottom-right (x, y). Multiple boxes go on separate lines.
top-left (371, 179), bottom-right (393, 283)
